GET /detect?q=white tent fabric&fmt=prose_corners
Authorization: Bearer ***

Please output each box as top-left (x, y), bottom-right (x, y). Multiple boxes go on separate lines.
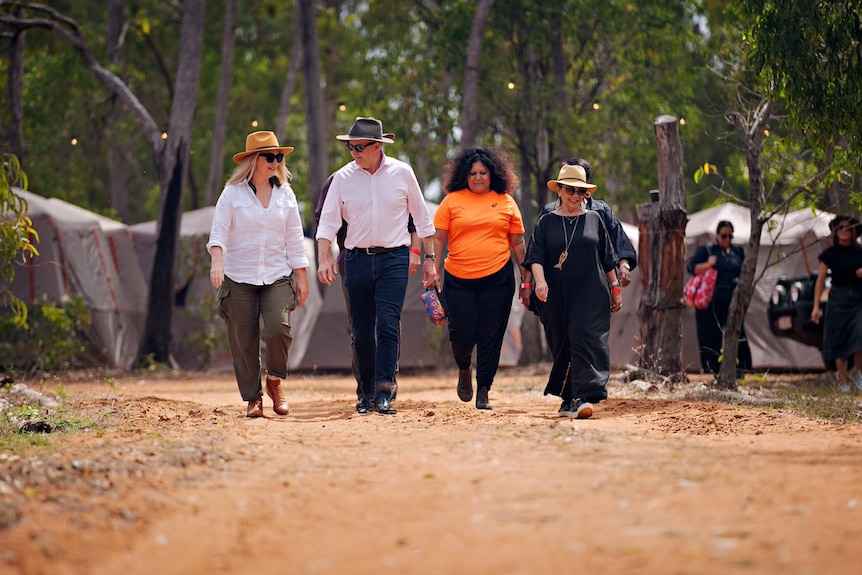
top-left (6, 189), bottom-right (147, 367)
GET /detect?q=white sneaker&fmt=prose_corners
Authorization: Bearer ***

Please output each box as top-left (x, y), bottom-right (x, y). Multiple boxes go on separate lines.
top-left (839, 383), bottom-right (852, 394)
top-left (851, 371), bottom-right (862, 392)
top-left (575, 399), bottom-right (594, 419)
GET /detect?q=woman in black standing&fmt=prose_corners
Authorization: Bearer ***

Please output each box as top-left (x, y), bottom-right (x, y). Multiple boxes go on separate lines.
top-left (810, 215), bottom-right (862, 392)
top-left (524, 163), bottom-right (621, 419)
top-left (686, 220), bottom-right (753, 375)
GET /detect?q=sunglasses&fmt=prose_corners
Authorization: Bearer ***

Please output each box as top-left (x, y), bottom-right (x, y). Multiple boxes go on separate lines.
top-left (260, 152), bottom-right (284, 163)
top-left (345, 141), bottom-right (377, 153)
top-left (561, 185), bottom-right (588, 197)
top-left (718, 233), bottom-right (734, 239)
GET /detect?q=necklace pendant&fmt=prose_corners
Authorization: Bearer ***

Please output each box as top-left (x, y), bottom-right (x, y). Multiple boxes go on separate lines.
top-left (554, 250), bottom-right (568, 270)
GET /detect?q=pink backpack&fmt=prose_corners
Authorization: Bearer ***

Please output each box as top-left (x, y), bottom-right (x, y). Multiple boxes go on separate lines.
top-left (684, 267), bottom-right (717, 310)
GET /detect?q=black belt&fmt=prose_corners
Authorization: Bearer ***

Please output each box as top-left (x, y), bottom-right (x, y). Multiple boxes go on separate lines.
top-left (355, 246), bottom-right (406, 255)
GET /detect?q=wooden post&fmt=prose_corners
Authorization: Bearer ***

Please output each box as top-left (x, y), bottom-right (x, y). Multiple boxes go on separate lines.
top-left (636, 115), bottom-right (688, 377)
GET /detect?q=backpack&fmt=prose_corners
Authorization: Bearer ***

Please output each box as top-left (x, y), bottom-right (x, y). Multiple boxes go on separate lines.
top-left (684, 267), bottom-right (717, 310)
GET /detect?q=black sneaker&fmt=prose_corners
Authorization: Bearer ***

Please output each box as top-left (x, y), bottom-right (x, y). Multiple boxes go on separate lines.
top-left (558, 399), bottom-right (575, 417)
top-left (457, 368), bottom-right (473, 402)
top-left (575, 398), bottom-right (594, 419)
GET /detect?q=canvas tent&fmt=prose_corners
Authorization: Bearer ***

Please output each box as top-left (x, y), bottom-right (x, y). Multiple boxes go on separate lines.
top-left (5, 189), bottom-right (147, 367)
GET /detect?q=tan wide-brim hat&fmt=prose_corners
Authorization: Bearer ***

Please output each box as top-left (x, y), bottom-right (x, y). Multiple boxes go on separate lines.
top-left (335, 117), bottom-right (395, 143)
top-left (232, 131), bottom-right (295, 164)
top-left (546, 164), bottom-right (597, 192)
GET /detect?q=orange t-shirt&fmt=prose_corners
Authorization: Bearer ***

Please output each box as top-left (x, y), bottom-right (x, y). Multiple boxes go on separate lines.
top-left (434, 189), bottom-right (525, 279)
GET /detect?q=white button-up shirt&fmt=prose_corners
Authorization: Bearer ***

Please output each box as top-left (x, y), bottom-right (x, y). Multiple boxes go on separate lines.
top-left (315, 152), bottom-right (435, 248)
top-left (207, 180), bottom-right (309, 285)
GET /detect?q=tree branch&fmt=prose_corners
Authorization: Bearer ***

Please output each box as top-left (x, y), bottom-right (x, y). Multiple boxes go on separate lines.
top-left (0, 8), bottom-right (163, 152)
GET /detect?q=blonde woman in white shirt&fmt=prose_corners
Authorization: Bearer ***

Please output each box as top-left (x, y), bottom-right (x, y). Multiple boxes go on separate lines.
top-left (207, 131), bottom-right (310, 418)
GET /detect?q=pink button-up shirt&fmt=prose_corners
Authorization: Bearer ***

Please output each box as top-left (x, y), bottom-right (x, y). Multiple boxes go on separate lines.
top-left (315, 152), bottom-right (435, 248)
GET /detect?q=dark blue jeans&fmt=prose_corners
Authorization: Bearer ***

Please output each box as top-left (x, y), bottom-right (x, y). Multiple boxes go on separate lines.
top-left (344, 247), bottom-right (409, 398)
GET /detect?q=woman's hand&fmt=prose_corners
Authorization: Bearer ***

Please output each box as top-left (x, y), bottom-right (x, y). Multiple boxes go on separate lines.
top-left (535, 281), bottom-right (549, 302)
top-left (811, 305), bottom-right (822, 324)
top-left (210, 263), bottom-right (224, 289)
top-left (611, 292), bottom-right (622, 313)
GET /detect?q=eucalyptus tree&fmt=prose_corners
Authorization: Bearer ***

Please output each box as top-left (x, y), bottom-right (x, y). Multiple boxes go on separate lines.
top-left (0, 0), bottom-right (207, 365)
top-left (733, 0), bottom-right (862, 213)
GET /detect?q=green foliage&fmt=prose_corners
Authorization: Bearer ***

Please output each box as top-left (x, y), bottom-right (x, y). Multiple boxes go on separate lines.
top-left (1, 154), bottom-right (39, 327)
top-left (0, 295), bottom-right (94, 375)
top-left (735, 0), bottom-right (862, 169)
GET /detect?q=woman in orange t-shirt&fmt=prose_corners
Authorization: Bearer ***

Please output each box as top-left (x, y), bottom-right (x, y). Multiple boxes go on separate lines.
top-left (431, 148), bottom-right (526, 410)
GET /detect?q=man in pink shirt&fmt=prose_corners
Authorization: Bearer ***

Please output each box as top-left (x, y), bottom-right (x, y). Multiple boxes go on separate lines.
top-left (316, 117), bottom-right (437, 415)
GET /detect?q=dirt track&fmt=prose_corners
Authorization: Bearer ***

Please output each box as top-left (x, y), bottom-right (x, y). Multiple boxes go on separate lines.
top-left (2, 368), bottom-right (861, 575)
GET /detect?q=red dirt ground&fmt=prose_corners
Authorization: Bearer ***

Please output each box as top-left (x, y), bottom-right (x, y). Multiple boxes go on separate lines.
top-left (1, 367), bottom-right (861, 575)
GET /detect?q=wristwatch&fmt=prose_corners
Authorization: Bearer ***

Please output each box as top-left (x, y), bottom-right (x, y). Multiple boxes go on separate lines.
top-left (425, 253), bottom-right (436, 260)
top-left (610, 280), bottom-right (621, 287)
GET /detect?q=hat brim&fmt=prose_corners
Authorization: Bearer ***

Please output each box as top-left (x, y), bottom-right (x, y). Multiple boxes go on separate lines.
top-left (335, 133), bottom-right (395, 144)
top-left (546, 179), bottom-right (597, 192)
top-left (232, 146), bottom-right (295, 164)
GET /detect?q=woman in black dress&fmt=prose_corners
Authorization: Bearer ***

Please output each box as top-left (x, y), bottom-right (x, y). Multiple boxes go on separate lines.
top-left (811, 215), bottom-right (862, 392)
top-left (686, 220), bottom-right (753, 374)
top-left (524, 164), bottom-right (620, 419)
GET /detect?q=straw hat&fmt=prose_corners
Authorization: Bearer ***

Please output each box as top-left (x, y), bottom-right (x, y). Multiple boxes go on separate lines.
top-left (546, 164), bottom-right (597, 192)
top-left (232, 131), bottom-right (295, 164)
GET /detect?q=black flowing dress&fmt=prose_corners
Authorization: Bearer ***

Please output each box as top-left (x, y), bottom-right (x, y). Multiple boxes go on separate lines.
top-left (524, 211), bottom-right (617, 402)
top-left (818, 244), bottom-right (862, 361)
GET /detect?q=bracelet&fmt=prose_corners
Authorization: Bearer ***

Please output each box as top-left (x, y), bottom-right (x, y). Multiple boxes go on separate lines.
top-left (612, 286), bottom-right (622, 295)
top-left (409, 248), bottom-right (421, 256)
top-left (610, 280), bottom-right (620, 287)
top-left (520, 282), bottom-right (532, 289)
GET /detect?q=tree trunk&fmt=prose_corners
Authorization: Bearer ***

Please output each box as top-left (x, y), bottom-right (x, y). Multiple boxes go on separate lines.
top-left (459, 0), bottom-right (494, 150)
top-left (276, 9), bottom-right (302, 145)
top-left (550, 14), bottom-right (567, 160)
top-left (8, 21), bottom-right (25, 163)
top-left (140, 0), bottom-right (206, 364)
top-left (299, 0), bottom-right (327, 224)
top-left (205, 0), bottom-right (236, 206)
top-left (717, 103), bottom-right (776, 389)
top-left (637, 115), bottom-right (687, 376)
top-left (517, 148), bottom-right (545, 365)
top-left (106, 0), bottom-right (130, 220)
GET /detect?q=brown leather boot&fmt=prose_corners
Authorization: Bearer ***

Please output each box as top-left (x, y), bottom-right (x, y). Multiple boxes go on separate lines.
top-left (265, 377), bottom-right (289, 415)
top-left (246, 397), bottom-right (264, 418)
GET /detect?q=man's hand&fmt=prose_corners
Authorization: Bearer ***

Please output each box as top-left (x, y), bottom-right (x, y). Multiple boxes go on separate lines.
top-left (619, 261), bottom-right (632, 287)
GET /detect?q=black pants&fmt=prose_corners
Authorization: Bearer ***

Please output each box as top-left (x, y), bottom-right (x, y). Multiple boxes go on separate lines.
top-left (443, 264), bottom-right (515, 390)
